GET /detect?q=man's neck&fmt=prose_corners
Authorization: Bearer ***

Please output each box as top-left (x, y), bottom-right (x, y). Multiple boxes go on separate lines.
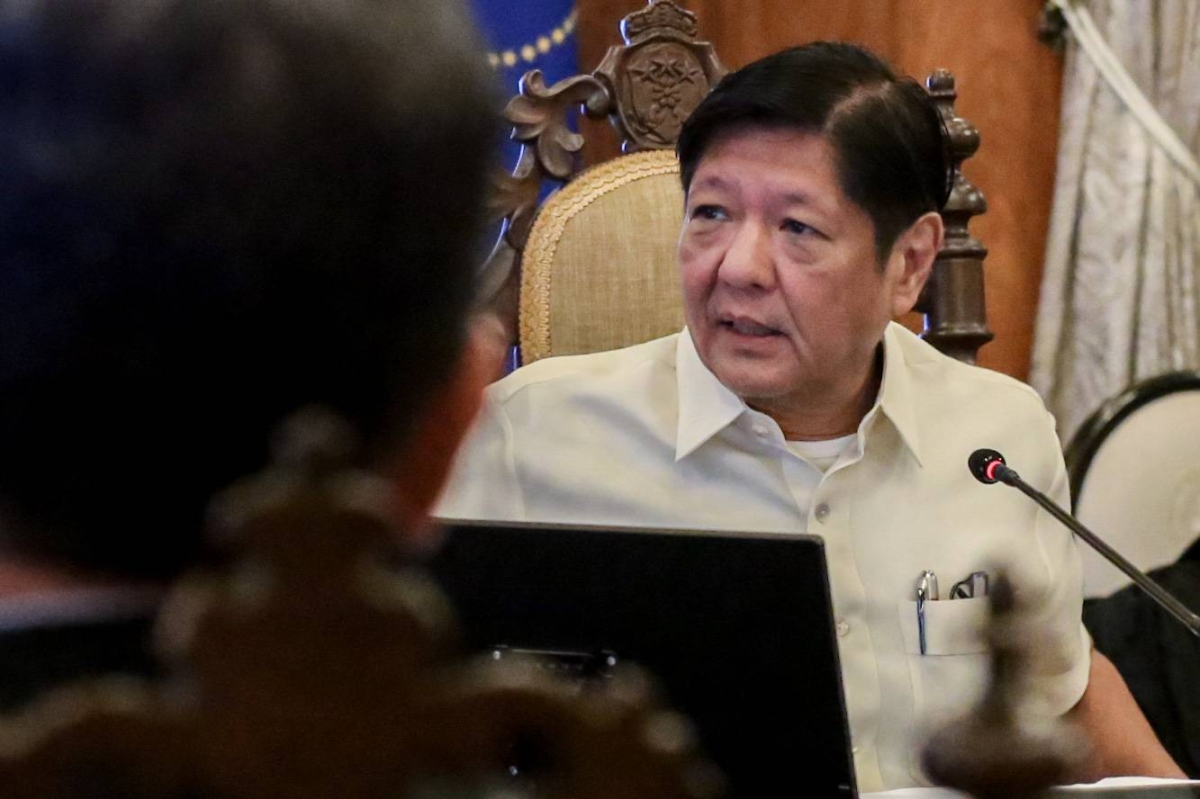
top-left (748, 350), bottom-right (883, 442)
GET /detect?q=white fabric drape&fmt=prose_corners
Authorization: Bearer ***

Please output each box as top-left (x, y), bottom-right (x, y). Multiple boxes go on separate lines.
top-left (1031, 0), bottom-right (1200, 443)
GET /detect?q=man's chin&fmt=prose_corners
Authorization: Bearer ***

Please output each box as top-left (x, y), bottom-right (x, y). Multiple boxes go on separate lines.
top-left (710, 368), bottom-right (797, 403)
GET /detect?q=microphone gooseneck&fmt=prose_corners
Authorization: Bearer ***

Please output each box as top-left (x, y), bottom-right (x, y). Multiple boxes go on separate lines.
top-left (968, 448), bottom-right (1200, 639)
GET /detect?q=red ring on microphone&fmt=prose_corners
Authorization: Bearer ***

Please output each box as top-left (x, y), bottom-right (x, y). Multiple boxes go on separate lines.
top-left (984, 459), bottom-right (1003, 482)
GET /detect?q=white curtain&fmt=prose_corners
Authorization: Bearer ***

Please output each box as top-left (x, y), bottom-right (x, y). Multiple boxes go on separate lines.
top-left (1031, 0), bottom-right (1200, 443)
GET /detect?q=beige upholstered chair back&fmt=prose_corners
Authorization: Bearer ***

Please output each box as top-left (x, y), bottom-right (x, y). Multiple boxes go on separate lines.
top-left (520, 150), bottom-right (685, 363)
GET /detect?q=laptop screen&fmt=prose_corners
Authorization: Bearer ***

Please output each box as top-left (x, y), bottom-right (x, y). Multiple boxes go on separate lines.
top-left (426, 520), bottom-right (856, 798)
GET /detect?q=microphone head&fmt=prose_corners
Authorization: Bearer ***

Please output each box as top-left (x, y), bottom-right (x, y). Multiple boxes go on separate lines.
top-left (968, 448), bottom-right (1007, 484)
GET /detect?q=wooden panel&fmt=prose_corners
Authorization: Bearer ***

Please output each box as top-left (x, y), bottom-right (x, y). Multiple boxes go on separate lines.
top-left (577, 0), bottom-right (1063, 381)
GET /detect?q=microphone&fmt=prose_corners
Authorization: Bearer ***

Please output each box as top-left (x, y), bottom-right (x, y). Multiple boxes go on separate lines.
top-left (968, 448), bottom-right (1200, 638)
top-left (968, 448), bottom-right (1017, 485)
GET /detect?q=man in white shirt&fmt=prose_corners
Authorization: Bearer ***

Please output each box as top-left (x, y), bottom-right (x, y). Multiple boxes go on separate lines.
top-left (440, 42), bottom-right (1180, 790)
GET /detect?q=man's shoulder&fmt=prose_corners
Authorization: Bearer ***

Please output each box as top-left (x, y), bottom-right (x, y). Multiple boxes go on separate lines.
top-left (486, 333), bottom-right (681, 407)
top-left (439, 334), bottom-right (684, 520)
top-left (888, 323), bottom-right (1050, 417)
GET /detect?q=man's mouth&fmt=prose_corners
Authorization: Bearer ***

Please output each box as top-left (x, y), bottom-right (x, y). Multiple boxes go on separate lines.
top-left (718, 315), bottom-right (782, 337)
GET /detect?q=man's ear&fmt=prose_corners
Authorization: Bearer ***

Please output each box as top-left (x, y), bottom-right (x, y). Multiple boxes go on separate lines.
top-left (887, 211), bottom-right (943, 318)
top-left (389, 314), bottom-right (508, 531)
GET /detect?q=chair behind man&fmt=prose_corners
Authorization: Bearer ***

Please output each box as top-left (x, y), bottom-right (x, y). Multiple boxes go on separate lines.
top-left (1069, 372), bottom-right (1200, 776)
top-left (1066, 371), bottom-right (1200, 599)
top-left (480, 0), bottom-right (993, 365)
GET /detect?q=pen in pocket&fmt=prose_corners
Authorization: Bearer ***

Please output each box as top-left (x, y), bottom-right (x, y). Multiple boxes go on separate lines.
top-left (915, 569), bottom-right (938, 655)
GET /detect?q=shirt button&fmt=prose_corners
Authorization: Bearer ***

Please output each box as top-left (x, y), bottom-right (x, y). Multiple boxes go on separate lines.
top-left (852, 745), bottom-right (860, 755)
top-left (836, 619), bottom-right (850, 637)
top-left (752, 425), bottom-right (769, 439)
top-left (815, 503), bottom-right (831, 522)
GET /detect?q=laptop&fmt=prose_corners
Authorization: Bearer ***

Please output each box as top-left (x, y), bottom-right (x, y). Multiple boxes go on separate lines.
top-left (425, 520), bottom-right (856, 798)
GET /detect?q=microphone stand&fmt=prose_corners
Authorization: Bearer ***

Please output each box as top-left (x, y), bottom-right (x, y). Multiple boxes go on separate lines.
top-left (992, 463), bottom-right (1200, 639)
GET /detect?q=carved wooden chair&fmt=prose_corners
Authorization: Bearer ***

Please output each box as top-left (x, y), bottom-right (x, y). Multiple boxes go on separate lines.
top-left (480, 0), bottom-right (992, 366)
top-left (0, 410), bottom-right (722, 799)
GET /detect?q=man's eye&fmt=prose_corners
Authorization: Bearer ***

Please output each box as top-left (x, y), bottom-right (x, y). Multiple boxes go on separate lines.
top-left (782, 219), bottom-right (813, 236)
top-left (691, 205), bottom-right (728, 221)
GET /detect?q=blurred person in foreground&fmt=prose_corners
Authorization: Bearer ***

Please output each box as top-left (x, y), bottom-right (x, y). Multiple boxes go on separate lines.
top-left (0, 0), bottom-right (501, 710)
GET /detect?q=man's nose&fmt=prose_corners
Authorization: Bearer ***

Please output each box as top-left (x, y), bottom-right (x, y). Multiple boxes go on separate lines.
top-left (717, 222), bottom-right (775, 290)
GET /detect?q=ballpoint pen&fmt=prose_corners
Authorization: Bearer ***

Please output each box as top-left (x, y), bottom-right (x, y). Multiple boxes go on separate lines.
top-left (916, 569), bottom-right (938, 655)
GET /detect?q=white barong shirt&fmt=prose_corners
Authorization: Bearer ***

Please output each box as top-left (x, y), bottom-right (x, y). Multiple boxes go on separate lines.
top-left (438, 322), bottom-right (1091, 791)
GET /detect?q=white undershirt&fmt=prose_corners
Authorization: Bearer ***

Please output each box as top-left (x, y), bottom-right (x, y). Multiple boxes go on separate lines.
top-left (785, 432), bottom-right (858, 473)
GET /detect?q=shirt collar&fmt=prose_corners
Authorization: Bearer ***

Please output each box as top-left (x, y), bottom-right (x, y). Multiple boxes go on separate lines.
top-left (874, 322), bottom-right (923, 466)
top-left (675, 329), bottom-right (748, 461)
top-left (673, 322), bottom-right (924, 465)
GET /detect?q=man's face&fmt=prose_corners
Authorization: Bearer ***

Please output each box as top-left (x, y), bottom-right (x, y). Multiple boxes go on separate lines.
top-left (679, 126), bottom-right (913, 409)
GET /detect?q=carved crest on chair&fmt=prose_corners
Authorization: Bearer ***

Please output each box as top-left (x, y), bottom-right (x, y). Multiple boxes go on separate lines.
top-left (596, 1), bottom-right (725, 152)
top-left (0, 409), bottom-right (722, 798)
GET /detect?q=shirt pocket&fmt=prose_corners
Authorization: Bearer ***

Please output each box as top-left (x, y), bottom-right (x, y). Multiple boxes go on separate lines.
top-left (896, 597), bottom-right (992, 783)
top-left (897, 596), bottom-right (991, 722)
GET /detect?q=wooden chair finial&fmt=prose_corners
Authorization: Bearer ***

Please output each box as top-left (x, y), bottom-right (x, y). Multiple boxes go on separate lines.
top-left (620, 0), bottom-right (700, 42)
top-left (920, 70), bottom-right (994, 364)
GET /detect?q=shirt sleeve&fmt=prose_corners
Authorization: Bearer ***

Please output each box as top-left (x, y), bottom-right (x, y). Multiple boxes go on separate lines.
top-left (1022, 410), bottom-right (1093, 718)
top-left (434, 392), bottom-right (526, 522)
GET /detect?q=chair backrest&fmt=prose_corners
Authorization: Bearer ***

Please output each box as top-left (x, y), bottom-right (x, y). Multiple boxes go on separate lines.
top-left (480, 0), bottom-right (993, 366)
top-left (519, 149), bottom-right (685, 361)
top-left (1066, 371), bottom-right (1200, 599)
top-left (0, 411), bottom-right (722, 799)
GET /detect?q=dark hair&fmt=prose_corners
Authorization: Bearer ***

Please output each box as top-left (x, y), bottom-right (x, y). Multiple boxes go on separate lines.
top-left (0, 0), bottom-right (499, 579)
top-left (677, 42), bottom-right (950, 261)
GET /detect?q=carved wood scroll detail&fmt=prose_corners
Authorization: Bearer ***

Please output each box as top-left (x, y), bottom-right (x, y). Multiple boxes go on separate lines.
top-left (479, 73), bottom-right (611, 338)
top-left (921, 69), bottom-right (994, 364)
top-left (0, 409), bottom-right (724, 799)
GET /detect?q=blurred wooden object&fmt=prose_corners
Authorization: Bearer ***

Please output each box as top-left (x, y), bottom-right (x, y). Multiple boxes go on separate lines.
top-left (922, 571), bottom-right (1090, 799)
top-left (0, 409), bottom-right (722, 799)
top-left (481, 0), bottom-right (994, 365)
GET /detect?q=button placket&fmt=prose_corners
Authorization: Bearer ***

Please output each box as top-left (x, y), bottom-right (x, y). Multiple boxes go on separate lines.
top-left (815, 472), bottom-right (878, 783)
